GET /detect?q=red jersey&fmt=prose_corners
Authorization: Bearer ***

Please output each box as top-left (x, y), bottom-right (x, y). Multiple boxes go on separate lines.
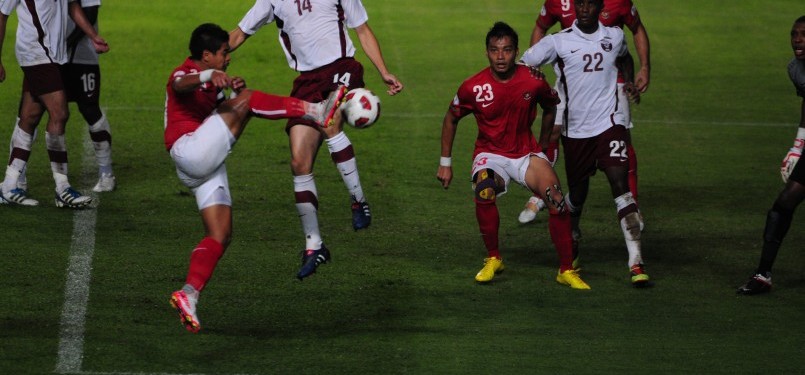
top-left (163, 58), bottom-right (225, 150)
top-left (450, 65), bottom-right (559, 159)
top-left (536, 0), bottom-right (641, 30)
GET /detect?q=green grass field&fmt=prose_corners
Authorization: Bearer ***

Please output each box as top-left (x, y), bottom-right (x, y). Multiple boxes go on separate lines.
top-left (1, 1), bottom-right (804, 374)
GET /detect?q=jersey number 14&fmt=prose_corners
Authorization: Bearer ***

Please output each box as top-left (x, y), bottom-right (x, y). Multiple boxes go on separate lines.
top-left (295, 0), bottom-right (312, 15)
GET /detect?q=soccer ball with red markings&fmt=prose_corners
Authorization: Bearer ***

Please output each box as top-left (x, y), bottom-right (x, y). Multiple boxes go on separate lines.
top-left (342, 88), bottom-right (381, 129)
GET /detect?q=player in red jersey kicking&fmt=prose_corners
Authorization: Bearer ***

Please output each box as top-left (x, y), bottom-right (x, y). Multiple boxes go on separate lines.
top-left (166, 23), bottom-right (346, 333)
top-left (437, 22), bottom-right (589, 289)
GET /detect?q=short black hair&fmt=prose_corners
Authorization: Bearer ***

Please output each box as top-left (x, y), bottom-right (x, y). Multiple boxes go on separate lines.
top-left (486, 21), bottom-right (518, 49)
top-left (189, 23), bottom-right (229, 60)
top-left (796, 15), bottom-right (805, 25)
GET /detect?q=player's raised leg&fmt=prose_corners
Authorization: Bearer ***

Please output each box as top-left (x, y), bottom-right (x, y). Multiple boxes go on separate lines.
top-left (321, 95), bottom-right (372, 231)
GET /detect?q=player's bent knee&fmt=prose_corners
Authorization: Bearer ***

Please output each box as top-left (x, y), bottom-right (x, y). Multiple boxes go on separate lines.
top-left (474, 169), bottom-right (500, 203)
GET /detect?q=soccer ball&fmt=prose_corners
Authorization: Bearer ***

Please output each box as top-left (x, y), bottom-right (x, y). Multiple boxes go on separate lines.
top-left (342, 88), bottom-right (381, 129)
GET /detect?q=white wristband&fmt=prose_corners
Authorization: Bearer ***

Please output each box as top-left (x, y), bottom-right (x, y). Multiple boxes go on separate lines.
top-left (794, 128), bottom-right (805, 150)
top-left (199, 69), bottom-right (214, 83)
top-left (439, 156), bottom-right (452, 167)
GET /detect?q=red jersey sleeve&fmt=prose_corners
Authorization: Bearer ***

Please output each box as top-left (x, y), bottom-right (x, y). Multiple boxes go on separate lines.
top-left (449, 81), bottom-right (475, 119)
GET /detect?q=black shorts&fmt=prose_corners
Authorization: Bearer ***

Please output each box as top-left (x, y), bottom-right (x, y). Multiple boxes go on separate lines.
top-left (21, 63), bottom-right (64, 97)
top-left (561, 125), bottom-right (630, 187)
top-left (286, 57), bottom-right (365, 131)
top-left (64, 63), bottom-right (101, 104)
top-left (790, 155), bottom-right (805, 185)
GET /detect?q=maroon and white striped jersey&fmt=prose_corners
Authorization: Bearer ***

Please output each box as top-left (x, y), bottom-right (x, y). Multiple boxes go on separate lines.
top-left (522, 22), bottom-right (627, 138)
top-left (237, 0), bottom-right (369, 72)
top-left (0, 0), bottom-right (76, 67)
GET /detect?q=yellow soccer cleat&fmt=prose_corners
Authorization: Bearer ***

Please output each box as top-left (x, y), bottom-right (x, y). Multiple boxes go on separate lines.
top-left (556, 269), bottom-right (591, 290)
top-left (630, 263), bottom-right (652, 288)
top-left (475, 257), bottom-right (504, 282)
top-left (571, 256), bottom-right (582, 272)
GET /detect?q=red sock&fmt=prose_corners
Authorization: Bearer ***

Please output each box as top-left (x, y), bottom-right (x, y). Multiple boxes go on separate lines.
top-left (627, 143), bottom-right (638, 202)
top-left (475, 198), bottom-right (500, 259)
top-left (186, 237), bottom-right (225, 292)
top-left (548, 210), bottom-right (574, 272)
top-left (249, 90), bottom-right (306, 119)
top-left (545, 141), bottom-right (559, 165)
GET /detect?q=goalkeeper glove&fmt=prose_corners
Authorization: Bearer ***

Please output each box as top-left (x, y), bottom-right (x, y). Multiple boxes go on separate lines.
top-left (780, 128), bottom-right (805, 183)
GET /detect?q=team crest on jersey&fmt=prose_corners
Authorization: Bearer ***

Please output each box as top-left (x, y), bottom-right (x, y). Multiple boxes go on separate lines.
top-left (601, 10), bottom-right (609, 20)
top-left (601, 41), bottom-right (613, 52)
top-left (523, 92), bottom-right (532, 101)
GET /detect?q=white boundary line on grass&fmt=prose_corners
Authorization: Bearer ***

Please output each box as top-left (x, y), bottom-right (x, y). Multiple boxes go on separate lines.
top-left (55, 130), bottom-right (99, 374)
top-left (53, 129), bottom-right (256, 375)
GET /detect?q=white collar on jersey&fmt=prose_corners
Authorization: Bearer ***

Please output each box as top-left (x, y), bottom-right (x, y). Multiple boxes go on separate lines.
top-left (571, 21), bottom-right (605, 42)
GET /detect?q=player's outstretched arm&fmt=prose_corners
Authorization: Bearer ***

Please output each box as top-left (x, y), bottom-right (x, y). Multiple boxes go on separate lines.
top-left (173, 70), bottom-right (231, 93)
top-left (228, 27), bottom-right (249, 53)
top-left (354, 22), bottom-right (403, 96)
top-left (437, 110), bottom-right (461, 189)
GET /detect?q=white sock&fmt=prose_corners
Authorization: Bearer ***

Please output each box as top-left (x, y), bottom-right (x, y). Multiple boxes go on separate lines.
top-left (326, 131), bottom-right (365, 203)
top-left (88, 113), bottom-right (113, 176)
top-left (294, 174), bottom-right (323, 250)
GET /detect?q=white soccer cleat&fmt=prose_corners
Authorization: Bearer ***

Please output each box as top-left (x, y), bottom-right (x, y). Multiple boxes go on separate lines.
top-left (170, 290), bottom-right (201, 333)
top-left (1, 188), bottom-right (39, 206)
top-left (55, 187), bottom-right (93, 209)
top-left (518, 196), bottom-right (545, 224)
top-left (92, 173), bottom-right (116, 192)
top-left (317, 85), bottom-right (348, 128)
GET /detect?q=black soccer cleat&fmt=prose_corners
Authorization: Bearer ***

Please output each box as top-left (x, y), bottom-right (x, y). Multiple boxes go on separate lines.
top-left (351, 201), bottom-right (371, 231)
top-left (297, 245), bottom-right (331, 280)
top-left (737, 273), bottom-right (772, 295)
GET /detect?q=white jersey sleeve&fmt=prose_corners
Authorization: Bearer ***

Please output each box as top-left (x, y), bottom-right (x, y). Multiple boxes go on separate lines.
top-left (520, 34), bottom-right (559, 67)
top-left (0, 0), bottom-right (18, 17)
top-left (237, 0), bottom-right (367, 72)
top-left (341, 0), bottom-right (369, 28)
top-left (237, 0), bottom-right (275, 36)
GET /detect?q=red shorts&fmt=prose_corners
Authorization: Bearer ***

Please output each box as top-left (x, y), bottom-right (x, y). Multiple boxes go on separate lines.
top-left (561, 125), bottom-right (630, 187)
top-left (64, 63), bottom-right (101, 104)
top-left (21, 63), bottom-right (64, 97)
top-left (286, 57), bottom-right (365, 131)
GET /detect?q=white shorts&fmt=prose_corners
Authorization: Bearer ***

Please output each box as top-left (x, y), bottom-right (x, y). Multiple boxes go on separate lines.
top-left (470, 152), bottom-right (548, 196)
top-left (554, 82), bottom-right (633, 130)
top-left (170, 113), bottom-right (236, 209)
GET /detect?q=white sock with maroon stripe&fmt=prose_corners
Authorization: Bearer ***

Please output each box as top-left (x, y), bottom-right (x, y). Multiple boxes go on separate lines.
top-left (326, 131), bottom-right (365, 203)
